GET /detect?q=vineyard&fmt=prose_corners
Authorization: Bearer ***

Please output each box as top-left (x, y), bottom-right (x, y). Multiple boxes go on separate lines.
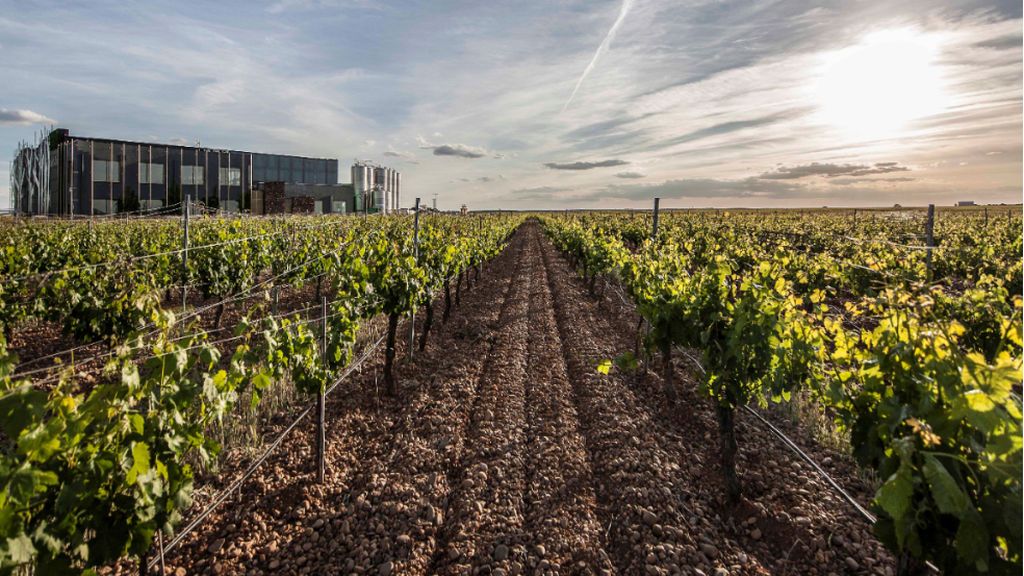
top-left (0, 206), bottom-right (1020, 576)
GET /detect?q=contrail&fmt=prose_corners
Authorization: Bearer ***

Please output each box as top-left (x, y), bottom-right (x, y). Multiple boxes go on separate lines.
top-left (562, 0), bottom-right (635, 112)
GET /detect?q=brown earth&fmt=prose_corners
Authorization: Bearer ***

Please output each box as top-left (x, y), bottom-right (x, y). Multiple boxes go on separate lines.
top-left (111, 222), bottom-right (892, 576)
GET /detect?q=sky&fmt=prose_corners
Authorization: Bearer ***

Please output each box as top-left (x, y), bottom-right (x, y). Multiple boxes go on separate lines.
top-left (1, 0), bottom-right (1021, 210)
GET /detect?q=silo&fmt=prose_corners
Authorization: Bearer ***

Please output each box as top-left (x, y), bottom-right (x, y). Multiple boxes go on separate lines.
top-left (395, 172), bottom-right (401, 211)
top-left (352, 163), bottom-right (372, 213)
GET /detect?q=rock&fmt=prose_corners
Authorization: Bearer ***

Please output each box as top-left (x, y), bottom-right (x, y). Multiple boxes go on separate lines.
top-left (494, 544), bottom-right (510, 561)
top-left (642, 509), bottom-right (658, 525)
top-left (715, 568), bottom-right (729, 576)
top-left (312, 518), bottom-right (324, 529)
top-left (268, 560), bottom-right (280, 570)
top-left (844, 557), bottom-right (859, 571)
top-left (700, 543), bottom-right (719, 559)
top-left (174, 568), bottom-right (187, 576)
top-left (534, 544), bottom-right (546, 557)
top-left (397, 534), bottom-right (412, 546)
top-left (750, 528), bottom-right (762, 541)
top-left (208, 539), bottom-right (225, 554)
top-left (379, 560), bottom-right (394, 576)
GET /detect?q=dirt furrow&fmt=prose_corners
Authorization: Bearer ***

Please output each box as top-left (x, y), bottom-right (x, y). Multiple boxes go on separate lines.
top-left (299, 232), bottom-right (527, 576)
top-left (429, 232), bottom-right (533, 575)
top-left (518, 227), bottom-right (615, 575)
top-left (538, 225), bottom-right (710, 576)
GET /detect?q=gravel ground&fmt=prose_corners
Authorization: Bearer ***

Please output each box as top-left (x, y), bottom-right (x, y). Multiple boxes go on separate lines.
top-left (110, 222), bottom-right (892, 575)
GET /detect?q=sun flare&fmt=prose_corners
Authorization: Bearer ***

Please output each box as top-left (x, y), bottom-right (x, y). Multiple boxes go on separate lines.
top-left (813, 28), bottom-right (950, 140)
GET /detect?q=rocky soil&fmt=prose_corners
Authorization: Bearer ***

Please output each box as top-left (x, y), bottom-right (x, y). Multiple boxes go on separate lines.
top-left (117, 222), bottom-right (893, 575)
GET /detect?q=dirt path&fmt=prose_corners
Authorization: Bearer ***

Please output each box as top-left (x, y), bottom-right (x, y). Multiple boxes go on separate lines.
top-left (150, 222), bottom-right (891, 576)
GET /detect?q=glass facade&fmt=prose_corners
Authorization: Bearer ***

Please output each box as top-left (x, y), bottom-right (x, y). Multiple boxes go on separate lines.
top-left (252, 153), bottom-right (336, 184)
top-left (18, 130), bottom-right (342, 215)
top-left (182, 165), bottom-right (204, 185)
top-left (219, 167), bottom-right (241, 186)
top-left (92, 160), bottom-right (120, 182)
top-left (139, 162), bottom-right (164, 184)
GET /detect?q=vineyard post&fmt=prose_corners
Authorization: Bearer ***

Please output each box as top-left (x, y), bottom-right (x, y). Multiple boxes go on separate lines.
top-left (925, 204), bottom-right (935, 280)
top-left (317, 296), bottom-right (327, 484)
top-left (651, 197), bottom-right (660, 241)
top-left (409, 197), bottom-right (421, 357)
top-left (984, 206), bottom-right (988, 226)
top-left (182, 195), bottom-right (190, 312)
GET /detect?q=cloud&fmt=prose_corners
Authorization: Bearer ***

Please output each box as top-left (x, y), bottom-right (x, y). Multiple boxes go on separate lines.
top-left (759, 162), bottom-right (910, 180)
top-left (615, 171), bottom-right (646, 179)
top-left (563, 0), bottom-right (635, 111)
top-left (593, 178), bottom-right (808, 200)
top-left (508, 186), bottom-right (573, 200)
top-left (382, 148), bottom-right (416, 162)
top-left (0, 108), bottom-right (56, 125)
top-left (829, 177), bottom-right (915, 186)
top-left (545, 159), bottom-right (629, 170)
top-left (428, 143), bottom-right (488, 158)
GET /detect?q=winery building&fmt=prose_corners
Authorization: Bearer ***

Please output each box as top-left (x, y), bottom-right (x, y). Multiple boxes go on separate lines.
top-left (9, 128), bottom-right (402, 216)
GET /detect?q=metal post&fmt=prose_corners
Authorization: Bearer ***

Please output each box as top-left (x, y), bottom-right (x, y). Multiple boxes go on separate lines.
top-left (925, 204), bottom-right (935, 281)
top-left (651, 197), bottom-right (660, 241)
top-left (409, 198), bottom-right (421, 356)
top-left (182, 195), bottom-right (190, 312)
top-left (317, 296), bottom-right (327, 484)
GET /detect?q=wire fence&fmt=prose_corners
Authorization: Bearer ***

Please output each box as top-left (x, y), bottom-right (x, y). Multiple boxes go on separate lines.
top-left (145, 331), bottom-right (386, 571)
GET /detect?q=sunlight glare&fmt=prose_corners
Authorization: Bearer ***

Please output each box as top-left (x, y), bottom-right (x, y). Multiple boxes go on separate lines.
top-left (813, 28), bottom-right (949, 140)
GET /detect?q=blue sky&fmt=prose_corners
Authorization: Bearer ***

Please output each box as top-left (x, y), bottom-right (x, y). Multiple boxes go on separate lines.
top-left (1, 0), bottom-right (1021, 209)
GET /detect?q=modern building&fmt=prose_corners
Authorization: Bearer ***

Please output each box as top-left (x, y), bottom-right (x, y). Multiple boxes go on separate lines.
top-left (351, 161), bottom-right (401, 214)
top-left (10, 128), bottom-right (343, 216)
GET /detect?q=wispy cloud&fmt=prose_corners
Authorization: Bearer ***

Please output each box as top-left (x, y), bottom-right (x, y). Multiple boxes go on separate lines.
top-left (562, 0), bottom-right (635, 111)
top-left (0, 2), bottom-right (1019, 211)
top-left (829, 176), bottom-right (915, 185)
top-left (545, 159), bottom-right (629, 170)
top-left (594, 178), bottom-right (809, 200)
top-left (0, 108), bottom-right (56, 125)
top-left (759, 162), bottom-right (910, 180)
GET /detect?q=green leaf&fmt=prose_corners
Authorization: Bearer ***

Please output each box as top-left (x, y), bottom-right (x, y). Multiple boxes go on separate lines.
top-left (127, 442), bottom-right (150, 485)
top-left (922, 454), bottom-right (969, 515)
top-left (876, 463), bottom-right (914, 532)
top-left (6, 533), bottom-right (36, 564)
top-left (955, 507), bottom-right (989, 571)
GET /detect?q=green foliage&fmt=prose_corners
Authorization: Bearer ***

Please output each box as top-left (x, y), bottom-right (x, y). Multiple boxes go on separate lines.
top-left (540, 208), bottom-right (1022, 574)
top-left (0, 213), bottom-right (524, 573)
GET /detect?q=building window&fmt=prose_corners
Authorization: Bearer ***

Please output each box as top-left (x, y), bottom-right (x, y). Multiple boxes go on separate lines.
top-left (219, 167), bottom-right (241, 186)
top-left (139, 162), bottom-right (164, 185)
top-left (92, 160), bottom-right (120, 182)
top-left (182, 165), bottom-right (204, 185)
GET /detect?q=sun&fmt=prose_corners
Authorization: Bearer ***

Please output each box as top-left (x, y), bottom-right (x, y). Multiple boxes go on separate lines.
top-left (812, 28), bottom-right (950, 140)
